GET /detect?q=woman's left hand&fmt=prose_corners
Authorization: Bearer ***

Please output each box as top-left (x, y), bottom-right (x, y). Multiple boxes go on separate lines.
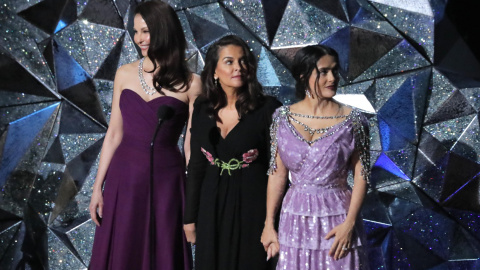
top-left (325, 221), bottom-right (354, 260)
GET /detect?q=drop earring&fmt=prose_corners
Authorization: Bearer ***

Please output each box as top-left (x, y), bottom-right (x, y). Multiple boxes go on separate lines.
top-left (305, 89), bottom-right (312, 99)
top-left (214, 77), bottom-right (219, 87)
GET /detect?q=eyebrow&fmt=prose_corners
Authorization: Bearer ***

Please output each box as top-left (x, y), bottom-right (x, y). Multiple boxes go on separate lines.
top-left (318, 65), bottom-right (338, 70)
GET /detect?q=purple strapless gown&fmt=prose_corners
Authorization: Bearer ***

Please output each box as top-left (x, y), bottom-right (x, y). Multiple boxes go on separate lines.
top-left (89, 89), bottom-right (192, 270)
top-left (269, 106), bottom-right (369, 270)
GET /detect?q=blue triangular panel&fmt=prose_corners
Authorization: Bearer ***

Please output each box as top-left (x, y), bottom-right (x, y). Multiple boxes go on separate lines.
top-left (377, 116), bottom-right (411, 151)
top-left (54, 20), bottom-right (68, 33)
top-left (257, 47), bottom-right (281, 87)
top-left (0, 103), bottom-right (59, 186)
top-left (53, 40), bottom-right (91, 91)
top-left (378, 79), bottom-right (417, 143)
top-left (321, 26), bottom-right (350, 79)
top-left (374, 153), bottom-right (410, 181)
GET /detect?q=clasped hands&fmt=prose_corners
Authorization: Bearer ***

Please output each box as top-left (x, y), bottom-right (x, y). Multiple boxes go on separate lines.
top-left (260, 221), bottom-right (354, 261)
top-left (184, 223), bottom-right (196, 244)
top-left (260, 224), bottom-right (279, 261)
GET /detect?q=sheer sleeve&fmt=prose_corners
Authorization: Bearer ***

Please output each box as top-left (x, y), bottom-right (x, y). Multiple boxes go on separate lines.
top-left (184, 99), bottom-right (208, 224)
top-left (264, 97), bottom-right (282, 171)
top-left (352, 110), bottom-right (371, 184)
top-left (267, 105), bottom-right (285, 175)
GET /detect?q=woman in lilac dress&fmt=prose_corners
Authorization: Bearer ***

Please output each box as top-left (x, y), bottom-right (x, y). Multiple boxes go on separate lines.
top-left (88, 2), bottom-right (201, 269)
top-left (261, 45), bottom-right (370, 269)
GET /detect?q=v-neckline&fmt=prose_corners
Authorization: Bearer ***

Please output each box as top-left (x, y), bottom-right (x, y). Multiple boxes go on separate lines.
top-left (216, 120), bottom-right (241, 140)
top-left (285, 106), bottom-right (353, 146)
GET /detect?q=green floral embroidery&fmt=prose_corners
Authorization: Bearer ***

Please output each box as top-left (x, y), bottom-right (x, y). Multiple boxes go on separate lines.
top-left (201, 148), bottom-right (259, 176)
top-left (214, 158), bottom-right (245, 176)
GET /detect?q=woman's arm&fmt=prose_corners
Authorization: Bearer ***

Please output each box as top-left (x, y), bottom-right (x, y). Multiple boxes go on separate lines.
top-left (88, 66), bottom-right (127, 226)
top-left (325, 150), bottom-right (368, 260)
top-left (261, 153), bottom-right (288, 260)
top-left (183, 99), bottom-right (208, 244)
top-left (184, 74), bottom-right (202, 165)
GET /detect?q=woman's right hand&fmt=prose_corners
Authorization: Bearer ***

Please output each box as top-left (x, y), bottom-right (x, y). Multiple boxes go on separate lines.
top-left (184, 223), bottom-right (196, 244)
top-left (89, 188), bottom-right (104, 226)
top-left (261, 225), bottom-right (279, 260)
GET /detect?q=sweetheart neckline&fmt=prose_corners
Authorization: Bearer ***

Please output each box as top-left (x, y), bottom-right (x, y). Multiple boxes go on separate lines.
top-left (122, 89), bottom-right (188, 107)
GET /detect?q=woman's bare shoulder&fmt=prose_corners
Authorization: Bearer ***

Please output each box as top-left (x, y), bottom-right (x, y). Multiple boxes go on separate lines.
top-left (288, 101), bottom-right (302, 112)
top-left (114, 60), bottom-right (140, 87)
top-left (187, 73), bottom-right (202, 97)
top-left (117, 60), bottom-right (139, 75)
top-left (341, 104), bottom-right (353, 115)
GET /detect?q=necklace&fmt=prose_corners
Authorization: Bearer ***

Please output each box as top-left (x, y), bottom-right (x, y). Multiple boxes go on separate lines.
top-left (138, 58), bottom-right (159, 95)
top-left (287, 115), bottom-right (334, 135)
top-left (289, 111), bottom-right (349, 119)
top-left (289, 104), bottom-right (346, 119)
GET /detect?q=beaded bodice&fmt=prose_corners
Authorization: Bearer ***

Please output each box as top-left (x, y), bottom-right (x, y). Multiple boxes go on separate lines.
top-left (268, 106), bottom-right (370, 184)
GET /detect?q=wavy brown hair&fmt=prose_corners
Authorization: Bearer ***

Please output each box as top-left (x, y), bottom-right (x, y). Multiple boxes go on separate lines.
top-left (201, 35), bottom-right (264, 122)
top-left (135, 1), bottom-right (191, 94)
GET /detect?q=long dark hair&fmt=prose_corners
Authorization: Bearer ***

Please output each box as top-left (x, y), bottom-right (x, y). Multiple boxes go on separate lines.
top-left (201, 35), bottom-right (264, 122)
top-left (135, 1), bottom-right (191, 93)
top-left (291, 45), bottom-right (339, 99)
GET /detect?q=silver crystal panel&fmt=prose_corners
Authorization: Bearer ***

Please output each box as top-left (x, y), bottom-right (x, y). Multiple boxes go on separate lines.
top-left (372, 1), bottom-right (434, 60)
top-left (354, 40), bottom-right (430, 82)
top-left (222, 0), bottom-right (269, 44)
top-left (272, 0), bottom-right (348, 49)
top-left (369, 0), bottom-right (433, 17)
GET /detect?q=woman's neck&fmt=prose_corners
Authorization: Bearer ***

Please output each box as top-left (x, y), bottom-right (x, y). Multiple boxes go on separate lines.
top-left (302, 97), bottom-right (340, 116)
top-left (223, 87), bottom-right (238, 109)
top-left (142, 57), bottom-right (156, 72)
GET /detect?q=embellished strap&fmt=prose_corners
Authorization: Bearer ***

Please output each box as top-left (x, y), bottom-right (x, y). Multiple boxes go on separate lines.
top-left (351, 110), bottom-right (371, 184)
top-left (267, 106), bottom-right (287, 175)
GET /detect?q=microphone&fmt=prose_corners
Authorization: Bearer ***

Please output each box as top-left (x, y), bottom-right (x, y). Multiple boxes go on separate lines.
top-left (156, 105), bottom-right (174, 125)
top-left (151, 105), bottom-right (174, 147)
top-left (149, 105), bottom-right (174, 270)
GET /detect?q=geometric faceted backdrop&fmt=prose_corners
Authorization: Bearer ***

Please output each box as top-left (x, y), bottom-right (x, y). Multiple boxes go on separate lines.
top-left (1, 0), bottom-right (480, 269)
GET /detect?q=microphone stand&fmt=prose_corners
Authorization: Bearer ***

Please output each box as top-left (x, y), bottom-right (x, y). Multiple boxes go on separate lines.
top-left (150, 116), bottom-right (164, 270)
top-left (149, 105), bottom-right (172, 270)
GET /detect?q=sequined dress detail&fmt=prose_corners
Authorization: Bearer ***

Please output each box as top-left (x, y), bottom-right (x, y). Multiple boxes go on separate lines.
top-left (269, 106), bottom-right (370, 270)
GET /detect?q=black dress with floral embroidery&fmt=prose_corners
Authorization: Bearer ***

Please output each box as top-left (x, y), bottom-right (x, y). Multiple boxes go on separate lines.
top-left (184, 96), bottom-right (281, 270)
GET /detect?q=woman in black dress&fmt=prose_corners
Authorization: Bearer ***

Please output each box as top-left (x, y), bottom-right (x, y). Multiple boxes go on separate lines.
top-left (184, 35), bottom-right (281, 269)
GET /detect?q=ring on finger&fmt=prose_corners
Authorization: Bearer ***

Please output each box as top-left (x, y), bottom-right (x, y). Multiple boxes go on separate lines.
top-left (342, 247), bottom-right (348, 251)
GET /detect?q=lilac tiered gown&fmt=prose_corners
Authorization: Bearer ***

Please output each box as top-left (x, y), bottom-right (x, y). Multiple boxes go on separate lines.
top-left (89, 89), bottom-right (191, 270)
top-left (269, 106), bottom-right (370, 270)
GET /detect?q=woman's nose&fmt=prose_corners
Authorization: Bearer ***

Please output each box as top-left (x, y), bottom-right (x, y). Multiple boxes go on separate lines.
top-left (327, 71), bottom-right (336, 81)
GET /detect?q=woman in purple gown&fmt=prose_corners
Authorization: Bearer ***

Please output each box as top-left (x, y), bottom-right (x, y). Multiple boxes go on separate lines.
top-left (261, 45), bottom-right (370, 269)
top-left (88, 2), bottom-right (201, 269)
